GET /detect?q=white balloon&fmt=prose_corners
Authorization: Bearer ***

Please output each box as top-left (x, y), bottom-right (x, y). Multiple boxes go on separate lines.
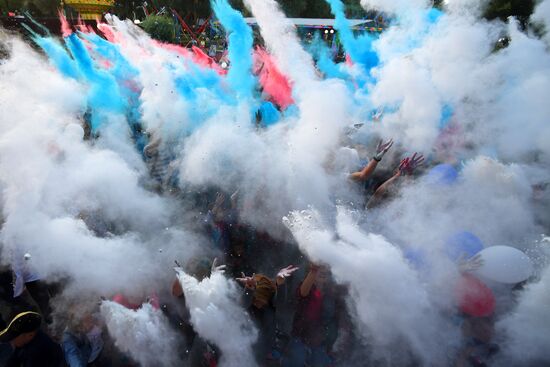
top-left (474, 246), bottom-right (534, 284)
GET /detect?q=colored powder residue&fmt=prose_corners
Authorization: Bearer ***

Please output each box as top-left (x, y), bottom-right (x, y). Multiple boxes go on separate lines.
top-left (258, 101), bottom-right (281, 126)
top-left (325, 0), bottom-right (379, 75)
top-left (191, 46), bottom-right (226, 75)
top-left (212, 0), bottom-right (255, 100)
top-left (59, 11), bottom-right (73, 38)
top-left (64, 33), bottom-right (127, 131)
top-left (254, 47), bottom-right (294, 110)
top-left (33, 36), bottom-right (81, 80)
top-left (96, 22), bottom-right (118, 44)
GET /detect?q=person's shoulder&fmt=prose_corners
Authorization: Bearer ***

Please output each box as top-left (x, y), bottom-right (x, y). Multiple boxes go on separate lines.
top-left (32, 330), bottom-right (60, 351)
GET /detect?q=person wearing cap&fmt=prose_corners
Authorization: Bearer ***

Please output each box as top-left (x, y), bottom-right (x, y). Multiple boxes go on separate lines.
top-left (1, 310), bottom-right (63, 367)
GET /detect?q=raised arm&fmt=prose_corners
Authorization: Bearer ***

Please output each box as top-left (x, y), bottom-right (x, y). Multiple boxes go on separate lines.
top-left (367, 153), bottom-right (424, 207)
top-left (349, 159), bottom-right (379, 181)
top-left (275, 265), bottom-right (299, 286)
top-left (350, 139), bottom-right (393, 182)
top-left (372, 169), bottom-right (401, 198)
top-left (299, 264), bottom-right (319, 297)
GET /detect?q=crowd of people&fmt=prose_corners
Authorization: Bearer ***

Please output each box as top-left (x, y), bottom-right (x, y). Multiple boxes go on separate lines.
top-left (0, 0), bottom-right (548, 365)
top-left (0, 131), bottom-right (514, 367)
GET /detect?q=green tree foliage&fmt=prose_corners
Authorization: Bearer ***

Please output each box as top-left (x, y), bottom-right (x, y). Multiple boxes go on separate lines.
top-left (140, 14), bottom-right (175, 42)
top-left (172, 0), bottom-right (210, 18)
top-left (2, 0), bottom-right (25, 13)
top-left (483, 0), bottom-right (536, 29)
top-left (1, 0), bottom-right (59, 16)
top-left (1, 0), bottom-right (540, 28)
top-left (278, 0), bottom-right (309, 17)
top-left (343, 0), bottom-right (367, 18)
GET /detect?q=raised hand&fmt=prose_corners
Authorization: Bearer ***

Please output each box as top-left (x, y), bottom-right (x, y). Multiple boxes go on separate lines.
top-left (398, 153), bottom-right (425, 175)
top-left (408, 153), bottom-right (425, 171)
top-left (398, 157), bottom-right (410, 175)
top-left (211, 258), bottom-right (226, 275)
top-left (457, 253), bottom-right (484, 274)
top-left (276, 265), bottom-right (299, 285)
top-left (372, 108), bottom-right (384, 122)
top-left (373, 139), bottom-right (394, 162)
top-left (236, 272), bottom-right (257, 290)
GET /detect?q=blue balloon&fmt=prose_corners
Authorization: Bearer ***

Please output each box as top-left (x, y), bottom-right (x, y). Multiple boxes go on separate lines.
top-left (445, 231), bottom-right (484, 261)
top-left (426, 163), bottom-right (458, 185)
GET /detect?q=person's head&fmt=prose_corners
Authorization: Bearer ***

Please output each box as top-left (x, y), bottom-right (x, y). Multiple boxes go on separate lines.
top-left (182, 258), bottom-right (209, 281)
top-left (311, 263), bottom-right (332, 289)
top-left (316, 267), bottom-right (331, 287)
top-left (66, 299), bottom-right (100, 333)
top-left (0, 311), bottom-right (42, 347)
top-left (231, 241), bottom-right (245, 258)
top-left (252, 275), bottom-right (276, 309)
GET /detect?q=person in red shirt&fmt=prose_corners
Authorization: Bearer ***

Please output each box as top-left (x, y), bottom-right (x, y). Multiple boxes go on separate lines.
top-left (283, 264), bottom-right (347, 367)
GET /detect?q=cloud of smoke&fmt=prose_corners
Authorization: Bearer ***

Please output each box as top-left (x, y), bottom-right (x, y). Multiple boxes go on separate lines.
top-left (284, 207), bottom-right (458, 365)
top-left (533, 0), bottom-right (550, 45)
top-left (1, 0), bottom-right (550, 364)
top-left (0, 36), bottom-right (204, 307)
top-left (100, 301), bottom-right (183, 367)
top-left (175, 268), bottom-right (258, 367)
top-left (496, 253), bottom-right (550, 365)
